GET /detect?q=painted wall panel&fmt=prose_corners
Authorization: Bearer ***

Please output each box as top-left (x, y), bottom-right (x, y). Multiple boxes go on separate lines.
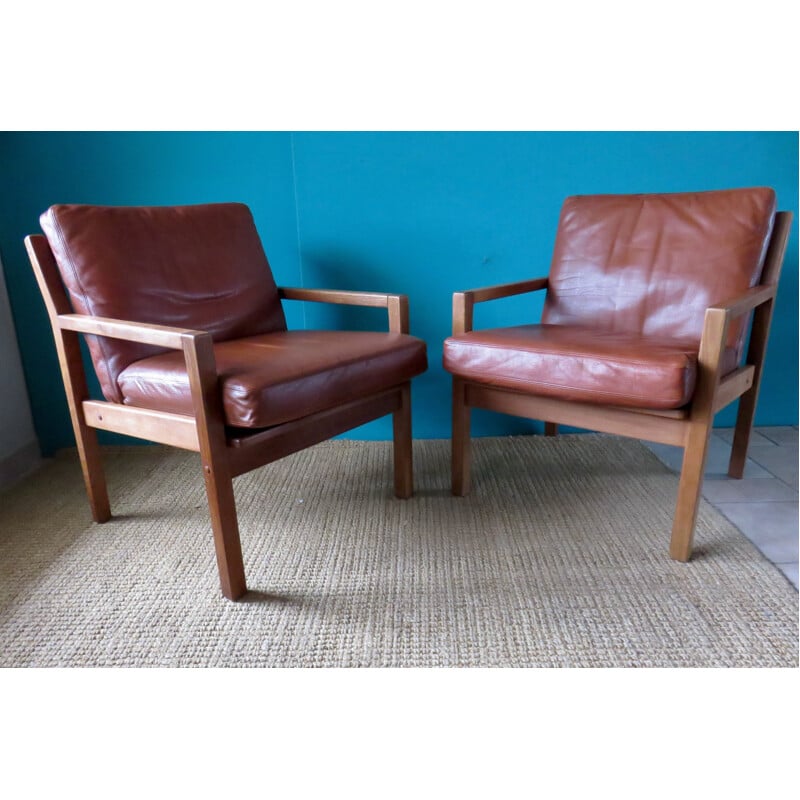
top-left (0, 131), bottom-right (796, 454)
top-left (0, 132), bottom-right (302, 453)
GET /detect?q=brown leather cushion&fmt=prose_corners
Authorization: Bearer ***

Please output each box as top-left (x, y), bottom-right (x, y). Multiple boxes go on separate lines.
top-left (40, 203), bottom-right (286, 403)
top-left (118, 330), bottom-right (428, 428)
top-left (443, 325), bottom-right (739, 409)
top-left (542, 187), bottom-right (776, 363)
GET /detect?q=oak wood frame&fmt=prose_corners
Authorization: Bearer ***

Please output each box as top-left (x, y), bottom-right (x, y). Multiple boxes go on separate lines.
top-left (450, 211), bottom-right (793, 561)
top-left (26, 235), bottom-right (416, 600)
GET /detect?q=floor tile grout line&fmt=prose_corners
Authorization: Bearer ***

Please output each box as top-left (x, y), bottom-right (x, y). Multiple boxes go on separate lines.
top-left (708, 498), bottom-right (799, 508)
top-left (743, 460), bottom-right (797, 488)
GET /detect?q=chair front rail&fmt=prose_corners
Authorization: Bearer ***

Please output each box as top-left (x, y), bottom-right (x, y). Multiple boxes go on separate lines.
top-left (465, 383), bottom-right (688, 447)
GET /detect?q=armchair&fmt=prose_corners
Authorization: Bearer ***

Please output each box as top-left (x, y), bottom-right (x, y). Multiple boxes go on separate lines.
top-left (26, 203), bottom-right (427, 600)
top-left (444, 188), bottom-right (791, 561)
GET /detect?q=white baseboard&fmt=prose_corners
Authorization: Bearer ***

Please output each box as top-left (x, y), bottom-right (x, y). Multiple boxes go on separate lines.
top-left (0, 440), bottom-right (42, 490)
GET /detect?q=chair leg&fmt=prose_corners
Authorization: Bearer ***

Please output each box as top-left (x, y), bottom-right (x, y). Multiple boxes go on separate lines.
top-left (58, 329), bottom-right (111, 523)
top-left (544, 422), bottom-right (558, 437)
top-left (728, 386), bottom-right (758, 479)
top-left (670, 423), bottom-right (713, 561)
top-left (202, 456), bottom-right (247, 600)
top-left (393, 383), bottom-right (413, 499)
top-left (69, 405), bottom-right (111, 523)
top-left (452, 378), bottom-right (472, 496)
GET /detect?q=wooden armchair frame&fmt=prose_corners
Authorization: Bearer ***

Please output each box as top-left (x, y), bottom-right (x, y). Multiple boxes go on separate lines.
top-left (26, 235), bottom-right (415, 600)
top-left (451, 211), bottom-right (792, 561)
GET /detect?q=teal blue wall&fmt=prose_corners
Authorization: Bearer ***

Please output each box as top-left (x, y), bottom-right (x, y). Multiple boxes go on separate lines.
top-left (1, 132), bottom-right (797, 454)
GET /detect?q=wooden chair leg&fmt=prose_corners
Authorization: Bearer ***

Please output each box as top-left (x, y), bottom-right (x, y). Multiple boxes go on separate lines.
top-left (184, 335), bottom-right (247, 600)
top-left (728, 388), bottom-right (757, 479)
top-left (202, 456), bottom-right (247, 600)
top-left (452, 378), bottom-right (472, 496)
top-left (544, 422), bottom-right (558, 437)
top-left (728, 314), bottom-right (771, 477)
top-left (73, 415), bottom-right (111, 523)
top-left (59, 336), bottom-right (110, 523)
top-left (670, 423), bottom-right (714, 561)
top-left (392, 382), bottom-right (413, 499)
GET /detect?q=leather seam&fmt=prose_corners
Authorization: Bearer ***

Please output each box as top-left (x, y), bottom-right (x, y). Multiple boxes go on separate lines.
top-left (449, 367), bottom-right (688, 403)
top-left (445, 340), bottom-right (695, 368)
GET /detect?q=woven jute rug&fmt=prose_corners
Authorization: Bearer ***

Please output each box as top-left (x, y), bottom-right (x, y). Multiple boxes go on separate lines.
top-left (0, 436), bottom-right (796, 667)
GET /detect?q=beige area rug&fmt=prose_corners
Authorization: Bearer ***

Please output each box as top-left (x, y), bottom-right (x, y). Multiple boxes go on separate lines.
top-left (0, 436), bottom-right (796, 667)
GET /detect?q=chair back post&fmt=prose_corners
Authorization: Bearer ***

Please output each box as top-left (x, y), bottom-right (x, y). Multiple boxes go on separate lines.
top-left (728, 210), bottom-right (793, 477)
top-left (745, 210), bottom-right (793, 389)
top-left (24, 235), bottom-right (91, 406)
top-left (24, 234), bottom-right (111, 521)
top-left (25, 234), bottom-right (73, 319)
top-left (760, 211), bottom-right (793, 287)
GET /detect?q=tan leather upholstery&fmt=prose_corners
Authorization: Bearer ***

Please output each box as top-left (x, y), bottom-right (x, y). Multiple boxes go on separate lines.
top-left (445, 187), bottom-right (776, 409)
top-left (40, 203), bottom-right (287, 403)
top-left (119, 330), bottom-right (428, 428)
top-left (40, 201), bottom-right (428, 428)
top-left (444, 325), bottom-right (738, 409)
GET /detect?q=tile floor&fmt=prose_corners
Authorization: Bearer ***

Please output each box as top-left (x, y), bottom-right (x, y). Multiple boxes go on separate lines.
top-left (644, 426), bottom-right (799, 589)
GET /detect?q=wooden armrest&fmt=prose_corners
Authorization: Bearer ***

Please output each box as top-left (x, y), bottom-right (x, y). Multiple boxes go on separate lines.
top-left (687, 283), bottom-right (772, 422)
top-left (57, 313), bottom-right (209, 349)
top-left (708, 284), bottom-right (776, 320)
top-left (278, 287), bottom-right (410, 333)
top-left (695, 283), bottom-right (777, 385)
top-left (279, 287), bottom-right (395, 307)
top-left (453, 277), bottom-right (548, 334)
top-left (57, 313), bottom-right (219, 428)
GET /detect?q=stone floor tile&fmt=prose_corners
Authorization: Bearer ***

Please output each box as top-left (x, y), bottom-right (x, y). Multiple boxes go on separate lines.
top-left (755, 426), bottom-right (799, 447)
top-left (642, 441), bottom-right (770, 479)
top-left (775, 562), bottom-right (799, 589)
top-left (713, 502), bottom-right (799, 563)
top-left (714, 427), bottom-right (775, 447)
top-left (747, 446), bottom-right (799, 488)
top-left (700, 477), bottom-right (798, 504)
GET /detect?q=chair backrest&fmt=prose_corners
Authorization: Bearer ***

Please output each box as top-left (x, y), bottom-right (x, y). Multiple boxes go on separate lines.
top-left (39, 202), bottom-right (286, 403)
top-left (541, 187), bottom-right (777, 359)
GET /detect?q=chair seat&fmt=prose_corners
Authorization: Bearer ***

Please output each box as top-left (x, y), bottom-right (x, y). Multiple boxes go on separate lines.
top-left (443, 325), bottom-right (739, 409)
top-left (119, 330), bottom-right (428, 428)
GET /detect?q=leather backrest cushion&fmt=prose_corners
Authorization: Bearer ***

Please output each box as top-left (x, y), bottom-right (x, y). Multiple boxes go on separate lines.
top-left (542, 187), bottom-right (776, 353)
top-left (40, 203), bottom-right (286, 403)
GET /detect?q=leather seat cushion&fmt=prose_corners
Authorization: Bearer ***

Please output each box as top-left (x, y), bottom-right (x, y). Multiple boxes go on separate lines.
top-left (443, 324), bottom-right (738, 409)
top-left (118, 330), bottom-right (428, 428)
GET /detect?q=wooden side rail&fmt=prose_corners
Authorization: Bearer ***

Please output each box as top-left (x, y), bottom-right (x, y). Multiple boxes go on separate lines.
top-left (708, 284), bottom-right (776, 319)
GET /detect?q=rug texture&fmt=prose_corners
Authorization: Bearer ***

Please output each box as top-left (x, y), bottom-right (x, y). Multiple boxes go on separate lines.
top-left (0, 436), bottom-right (796, 667)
